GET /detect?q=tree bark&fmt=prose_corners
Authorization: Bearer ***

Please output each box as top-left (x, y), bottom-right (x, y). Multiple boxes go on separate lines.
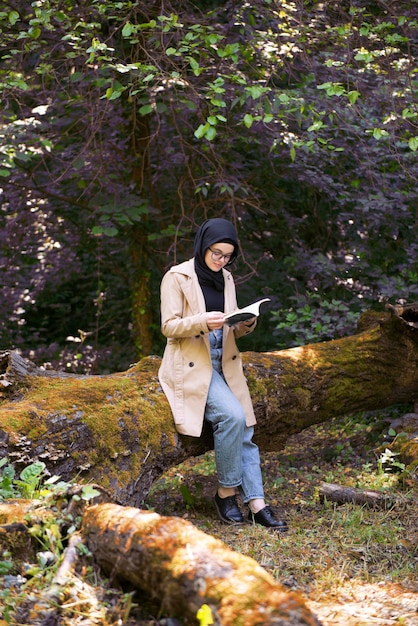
top-left (0, 305), bottom-right (417, 505)
top-left (81, 502), bottom-right (322, 626)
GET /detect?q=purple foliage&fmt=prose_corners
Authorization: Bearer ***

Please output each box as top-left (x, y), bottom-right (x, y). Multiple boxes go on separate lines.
top-left (0, 0), bottom-right (417, 370)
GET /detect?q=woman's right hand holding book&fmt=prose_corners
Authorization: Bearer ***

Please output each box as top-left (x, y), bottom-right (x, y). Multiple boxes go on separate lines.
top-left (206, 311), bottom-right (226, 330)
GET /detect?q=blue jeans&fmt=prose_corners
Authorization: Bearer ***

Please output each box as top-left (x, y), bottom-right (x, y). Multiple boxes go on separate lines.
top-left (204, 329), bottom-right (264, 503)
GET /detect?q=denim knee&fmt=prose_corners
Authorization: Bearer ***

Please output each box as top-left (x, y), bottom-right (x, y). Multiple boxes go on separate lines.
top-left (214, 405), bottom-right (246, 433)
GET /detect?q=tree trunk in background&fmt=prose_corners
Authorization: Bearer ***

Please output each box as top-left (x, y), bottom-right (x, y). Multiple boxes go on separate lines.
top-left (0, 305), bottom-right (417, 505)
top-left (130, 223), bottom-right (154, 356)
top-left (128, 101), bottom-right (155, 357)
top-left (126, 7), bottom-right (162, 358)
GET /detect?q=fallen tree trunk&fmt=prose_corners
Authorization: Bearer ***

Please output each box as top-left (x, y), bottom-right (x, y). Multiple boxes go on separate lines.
top-left (81, 502), bottom-right (322, 626)
top-left (318, 482), bottom-right (399, 509)
top-left (0, 305), bottom-right (417, 505)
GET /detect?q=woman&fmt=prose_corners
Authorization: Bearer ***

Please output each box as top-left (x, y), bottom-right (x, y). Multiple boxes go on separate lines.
top-left (158, 218), bottom-right (288, 530)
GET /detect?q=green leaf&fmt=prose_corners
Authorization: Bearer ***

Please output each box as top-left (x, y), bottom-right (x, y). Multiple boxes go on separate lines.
top-left (194, 124), bottom-right (207, 139)
top-left (105, 82), bottom-right (125, 100)
top-left (20, 461), bottom-right (45, 484)
top-left (122, 22), bottom-right (134, 37)
top-left (0, 560), bottom-right (14, 575)
top-left (81, 485), bottom-right (102, 501)
top-left (307, 121), bottom-right (324, 132)
top-left (91, 226), bottom-right (118, 236)
top-left (354, 50), bottom-right (375, 63)
top-left (209, 99), bottom-right (226, 107)
top-left (29, 26), bottom-right (41, 39)
top-left (180, 484), bottom-right (195, 506)
top-left (139, 104), bottom-right (153, 115)
top-left (243, 113), bottom-right (253, 128)
top-left (103, 227), bottom-right (118, 236)
top-left (188, 57), bottom-right (202, 76)
top-left (408, 136), bottom-right (418, 151)
top-left (245, 85), bottom-right (268, 99)
top-left (372, 128), bottom-right (389, 140)
top-left (348, 90), bottom-right (360, 104)
top-left (205, 125), bottom-right (217, 140)
top-left (317, 82), bottom-right (332, 91)
top-left (8, 10), bottom-right (20, 25)
top-left (138, 20), bottom-right (156, 30)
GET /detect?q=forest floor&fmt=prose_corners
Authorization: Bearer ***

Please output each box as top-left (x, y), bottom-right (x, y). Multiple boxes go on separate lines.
top-left (1, 406), bottom-right (417, 625)
top-left (147, 406), bottom-right (418, 626)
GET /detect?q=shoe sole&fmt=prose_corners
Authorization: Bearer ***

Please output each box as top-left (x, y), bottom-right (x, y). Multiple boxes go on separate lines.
top-left (249, 521), bottom-right (289, 532)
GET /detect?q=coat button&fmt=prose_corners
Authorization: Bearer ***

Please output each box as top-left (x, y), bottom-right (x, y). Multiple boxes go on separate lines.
top-left (189, 362), bottom-right (194, 367)
top-left (232, 355), bottom-right (237, 360)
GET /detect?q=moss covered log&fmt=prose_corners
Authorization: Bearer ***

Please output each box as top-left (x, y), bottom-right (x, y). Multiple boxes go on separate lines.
top-left (0, 498), bottom-right (322, 625)
top-left (82, 502), bottom-right (322, 626)
top-left (0, 306), bottom-right (417, 505)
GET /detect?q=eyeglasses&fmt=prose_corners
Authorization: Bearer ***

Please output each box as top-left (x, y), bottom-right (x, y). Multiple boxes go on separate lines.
top-left (208, 247), bottom-right (233, 263)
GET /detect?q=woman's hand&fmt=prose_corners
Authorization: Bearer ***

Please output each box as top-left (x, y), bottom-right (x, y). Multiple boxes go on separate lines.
top-left (206, 311), bottom-right (226, 330)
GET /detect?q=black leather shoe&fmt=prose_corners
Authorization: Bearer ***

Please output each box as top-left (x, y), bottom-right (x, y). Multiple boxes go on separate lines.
top-left (214, 492), bottom-right (244, 524)
top-left (248, 506), bottom-right (288, 532)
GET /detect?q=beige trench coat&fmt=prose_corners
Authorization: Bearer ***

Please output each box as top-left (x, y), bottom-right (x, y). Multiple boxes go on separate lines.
top-left (158, 258), bottom-right (257, 437)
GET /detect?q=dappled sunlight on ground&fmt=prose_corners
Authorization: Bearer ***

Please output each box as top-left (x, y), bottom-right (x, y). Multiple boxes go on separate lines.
top-left (307, 581), bottom-right (418, 626)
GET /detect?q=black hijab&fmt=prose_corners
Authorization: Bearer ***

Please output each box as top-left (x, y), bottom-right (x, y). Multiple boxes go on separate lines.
top-left (193, 218), bottom-right (239, 310)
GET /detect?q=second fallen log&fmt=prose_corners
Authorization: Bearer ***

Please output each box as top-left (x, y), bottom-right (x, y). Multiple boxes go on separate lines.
top-left (318, 482), bottom-right (398, 509)
top-left (82, 502), bottom-right (322, 626)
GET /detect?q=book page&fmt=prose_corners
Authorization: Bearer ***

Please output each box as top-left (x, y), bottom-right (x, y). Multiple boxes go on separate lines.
top-left (224, 298), bottom-right (271, 326)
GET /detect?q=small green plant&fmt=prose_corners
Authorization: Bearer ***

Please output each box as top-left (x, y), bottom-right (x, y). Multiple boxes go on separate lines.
top-left (0, 458), bottom-right (49, 500)
top-left (377, 448), bottom-right (406, 475)
top-left (0, 459), bottom-right (75, 502)
top-left (0, 558), bottom-right (14, 575)
top-left (0, 458), bottom-right (17, 499)
top-left (13, 461), bottom-right (47, 498)
top-left (180, 482), bottom-right (203, 509)
top-left (72, 484), bottom-right (103, 502)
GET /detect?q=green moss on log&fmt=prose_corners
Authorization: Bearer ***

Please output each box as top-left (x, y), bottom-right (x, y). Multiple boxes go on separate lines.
top-left (0, 358), bottom-right (178, 495)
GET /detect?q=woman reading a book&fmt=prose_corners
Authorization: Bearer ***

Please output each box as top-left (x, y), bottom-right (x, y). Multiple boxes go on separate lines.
top-left (158, 218), bottom-right (288, 530)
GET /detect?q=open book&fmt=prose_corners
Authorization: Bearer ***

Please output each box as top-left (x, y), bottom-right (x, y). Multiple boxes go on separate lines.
top-left (224, 298), bottom-right (271, 326)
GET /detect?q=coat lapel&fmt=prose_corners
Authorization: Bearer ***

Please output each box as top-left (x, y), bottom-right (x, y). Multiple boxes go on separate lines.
top-left (177, 259), bottom-right (206, 315)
